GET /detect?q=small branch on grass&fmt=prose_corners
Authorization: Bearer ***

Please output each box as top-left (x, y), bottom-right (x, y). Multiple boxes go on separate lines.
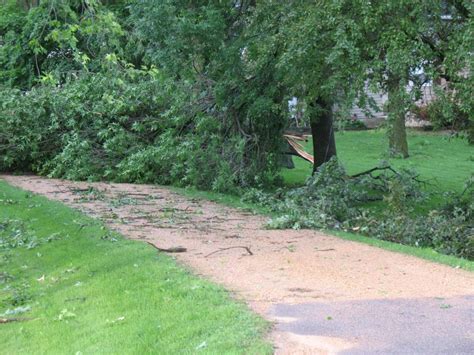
top-left (205, 246), bottom-right (253, 258)
top-left (77, 223), bottom-right (95, 231)
top-left (350, 166), bottom-right (399, 179)
top-left (65, 297), bottom-right (87, 303)
top-left (355, 196), bottom-right (384, 202)
top-left (0, 317), bottom-right (33, 324)
top-left (350, 165), bottom-right (428, 186)
top-left (314, 248), bottom-right (335, 252)
top-left (145, 241), bottom-right (187, 253)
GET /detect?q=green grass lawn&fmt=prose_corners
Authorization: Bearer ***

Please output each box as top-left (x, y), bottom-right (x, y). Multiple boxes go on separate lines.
top-left (281, 129), bottom-right (474, 194)
top-left (0, 180), bottom-right (271, 354)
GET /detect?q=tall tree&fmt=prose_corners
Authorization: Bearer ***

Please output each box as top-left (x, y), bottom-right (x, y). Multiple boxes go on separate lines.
top-left (128, 0), bottom-right (287, 186)
top-left (246, 1), bottom-right (369, 171)
top-left (363, 1), bottom-right (472, 156)
top-left (363, 2), bottom-right (428, 158)
top-left (427, 0), bottom-right (473, 143)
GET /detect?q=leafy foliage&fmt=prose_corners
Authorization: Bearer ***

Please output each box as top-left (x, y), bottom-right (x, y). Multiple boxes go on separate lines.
top-left (0, 1), bottom-right (472, 257)
top-left (244, 159), bottom-right (473, 259)
top-left (0, 0), bottom-right (124, 88)
top-left (418, 90), bottom-right (471, 133)
top-left (0, 57), bottom-right (281, 190)
top-left (0, 0), bottom-right (288, 190)
top-left (0, 218), bottom-right (39, 250)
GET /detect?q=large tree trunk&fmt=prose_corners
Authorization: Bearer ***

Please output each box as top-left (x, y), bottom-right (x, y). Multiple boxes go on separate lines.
top-left (387, 76), bottom-right (409, 158)
top-left (310, 97), bottom-right (337, 173)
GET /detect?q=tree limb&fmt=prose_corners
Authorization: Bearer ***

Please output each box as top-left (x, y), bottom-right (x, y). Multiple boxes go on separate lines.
top-left (205, 246), bottom-right (253, 257)
top-left (145, 241), bottom-right (187, 253)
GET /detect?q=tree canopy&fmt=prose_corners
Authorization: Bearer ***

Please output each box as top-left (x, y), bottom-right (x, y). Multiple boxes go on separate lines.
top-left (0, 0), bottom-right (472, 186)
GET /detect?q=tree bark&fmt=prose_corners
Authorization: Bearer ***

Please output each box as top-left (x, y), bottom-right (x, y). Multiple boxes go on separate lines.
top-left (17, 0), bottom-right (39, 10)
top-left (387, 75), bottom-right (409, 158)
top-left (310, 97), bottom-right (337, 173)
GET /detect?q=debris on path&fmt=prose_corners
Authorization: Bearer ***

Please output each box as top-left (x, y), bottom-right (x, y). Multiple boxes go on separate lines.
top-left (2, 175), bottom-right (473, 354)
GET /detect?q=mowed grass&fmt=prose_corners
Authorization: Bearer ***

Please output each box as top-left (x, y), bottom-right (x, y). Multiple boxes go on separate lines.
top-left (281, 129), bottom-right (474, 194)
top-left (0, 180), bottom-right (271, 354)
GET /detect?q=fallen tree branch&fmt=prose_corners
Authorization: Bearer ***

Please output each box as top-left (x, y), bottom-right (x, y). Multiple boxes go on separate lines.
top-left (123, 193), bottom-right (160, 197)
top-left (350, 166), bottom-right (399, 179)
top-left (350, 165), bottom-right (428, 186)
top-left (0, 317), bottom-right (32, 324)
top-left (70, 188), bottom-right (95, 193)
top-left (145, 241), bottom-right (187, 253)
top-left (355, 196), bottom-right (384, 202)
top-left (205, 246), bottom-right (253, 258)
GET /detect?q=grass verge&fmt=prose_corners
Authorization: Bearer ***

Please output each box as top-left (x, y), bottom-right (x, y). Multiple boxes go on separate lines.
top-left (0, 180), bottom-right (271, 354)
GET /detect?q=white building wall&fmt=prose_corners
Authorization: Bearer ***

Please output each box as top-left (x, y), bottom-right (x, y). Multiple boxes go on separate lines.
top-left (350, 84), bottom-right (435, 121)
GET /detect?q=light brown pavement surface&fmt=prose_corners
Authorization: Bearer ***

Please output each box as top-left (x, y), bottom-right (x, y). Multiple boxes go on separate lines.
top-left (2, 175), bottom-right (473, 354)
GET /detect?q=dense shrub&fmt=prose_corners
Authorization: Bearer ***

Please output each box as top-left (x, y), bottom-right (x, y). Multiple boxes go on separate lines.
top-left (335, 117), bottom-right (368, 131)
top-left (413, 94), bottom-right (470, 132)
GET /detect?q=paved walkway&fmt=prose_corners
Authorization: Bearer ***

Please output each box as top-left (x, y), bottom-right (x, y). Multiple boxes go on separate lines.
top-left (2, 175), bottom-right (473, 354)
